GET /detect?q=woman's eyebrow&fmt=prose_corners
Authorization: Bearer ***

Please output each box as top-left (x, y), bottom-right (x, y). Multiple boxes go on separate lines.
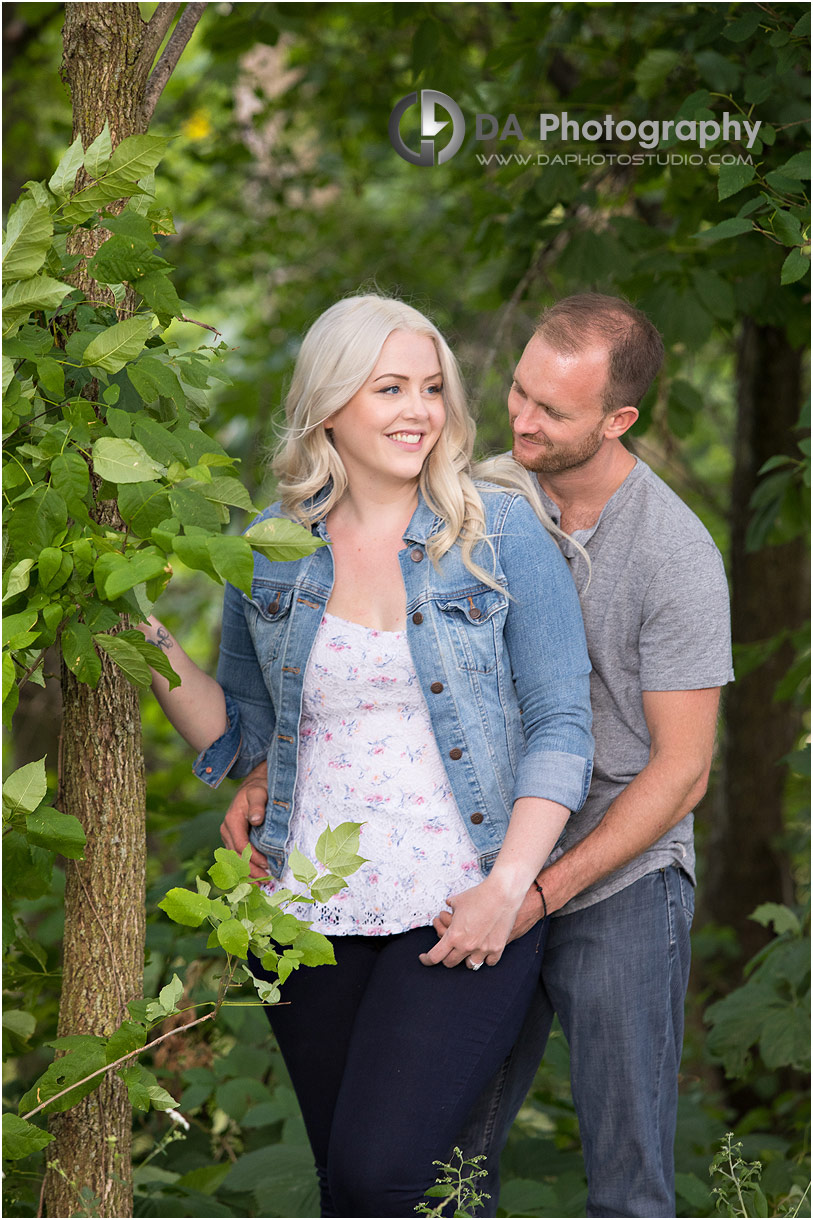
top-left (372, 370), bottom-right (442, 382)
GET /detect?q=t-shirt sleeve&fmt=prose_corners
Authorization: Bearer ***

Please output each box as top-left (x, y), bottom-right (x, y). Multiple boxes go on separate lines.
top-left (639, 540), bottom-right (734, 691)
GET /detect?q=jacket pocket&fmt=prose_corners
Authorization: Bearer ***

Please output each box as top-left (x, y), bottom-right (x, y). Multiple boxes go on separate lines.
top-left (435, 588), bottom-right (507, 674)
top-left (242, 586), bottom-right (294, 663)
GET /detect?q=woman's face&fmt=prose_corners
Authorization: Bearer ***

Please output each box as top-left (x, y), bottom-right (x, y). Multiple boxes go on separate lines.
top-left (325, 330), bottom-right (446, 492)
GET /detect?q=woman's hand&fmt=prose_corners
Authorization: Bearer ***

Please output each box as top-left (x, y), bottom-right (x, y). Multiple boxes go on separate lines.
top-left (418, 874), bottom-right (523, 969)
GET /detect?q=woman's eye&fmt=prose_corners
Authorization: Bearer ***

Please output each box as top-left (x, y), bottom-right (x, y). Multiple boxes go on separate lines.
top-left (426, 383), bottom-right (443, 395)
top-left (379, 385), bottom-right (400, 395)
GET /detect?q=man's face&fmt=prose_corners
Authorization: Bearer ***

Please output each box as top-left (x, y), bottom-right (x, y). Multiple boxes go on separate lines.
top-left (508, 335), bottom-right (614, 475)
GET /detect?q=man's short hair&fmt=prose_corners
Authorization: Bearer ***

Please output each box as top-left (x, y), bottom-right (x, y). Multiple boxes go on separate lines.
top-left (535, 293), bottom-right (664, 411)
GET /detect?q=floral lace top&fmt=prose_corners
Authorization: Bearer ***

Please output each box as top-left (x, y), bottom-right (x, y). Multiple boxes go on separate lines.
top-left (265, 612), bottom-right (482, 934)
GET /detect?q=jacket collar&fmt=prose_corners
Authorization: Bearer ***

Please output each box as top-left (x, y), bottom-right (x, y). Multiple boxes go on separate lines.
top-left (306, 483), bottom-right (443, 545)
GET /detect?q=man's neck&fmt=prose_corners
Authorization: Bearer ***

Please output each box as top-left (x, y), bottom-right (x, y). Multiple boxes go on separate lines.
top-left (538, 442), bottom-right (636, 534)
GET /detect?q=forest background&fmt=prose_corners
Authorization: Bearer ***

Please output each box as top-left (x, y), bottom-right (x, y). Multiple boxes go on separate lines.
top-left (2, 2), bottom-right (810, 1217)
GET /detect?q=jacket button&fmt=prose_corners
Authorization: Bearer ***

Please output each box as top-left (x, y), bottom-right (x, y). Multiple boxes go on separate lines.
top-left (410, 548), bottom-right (424, 562)
top-left (412, 611), bottom-right (424, 625)
top-left (470, 812), bottom-right (484, 825)
top-left (469, 607), bottom-right (482, 620)
top-left (430, 681), bottom-right (444, 694)
top-left (205, 766), bottom-right (213, 774)
top-left (449, 747), bottom-right (462, 760)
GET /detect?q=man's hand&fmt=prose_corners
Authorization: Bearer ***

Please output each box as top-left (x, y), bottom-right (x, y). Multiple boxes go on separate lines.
top-left (220, 761), bottom-right (270, 880)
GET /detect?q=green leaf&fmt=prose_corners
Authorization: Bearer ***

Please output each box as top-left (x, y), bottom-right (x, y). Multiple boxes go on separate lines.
top-left (291, 928), bottom-right (336, 967)
top-left (3, 757), bottom-right (47, 816)
top-left (2, 198), bottom-right (53, 283)
top-left (19, 1039), bottom-right (107, 1114)
top-left (314, 821), bottom-right (366, 875)
top-left (158, 887), bottom-right (213, 927)
top-left (309, 873), bottom-right (350, 904)
top-left (132, 417), bottom-right (186, 464)
top-left (97, 548), bottom-right (168, 599)
top-left (750, 903), bottom-right (801, 936)
top-left (48, 135), bottom-right (85, 198)
top-left (104, 1019), bottom-right (147, 1065)
top-left (2, 275), bottom-right (73, 336)
top-left (93, 633), bottom-right (152, 687)
top-left (203, 476), bottom-right (257, 513)
top-left (718, 160), bottom-right (756, 202)
top-left (2, 609), bottom-right (39, 650)
top-left (117, 481), bottom-right (172, 537)
top-left (34, 354), bottom-right (65, 400)
top-left (25, 807), bottom-right (86, 859)
top-left (157, 973), bottom-right (184, 1015)
top-left (119, 1062), bottom-right (177, 1111)
top-left (244, 515), bottom-right (326, 562)
top-left (117, 630), bottom-right (180, 690)
top-left (693, 216), bottom-right (753, 244)
top-left (92, 436), bottom-right (165, 483)
top-left (209, 847), bottom-right (252, 890)
top-left (137, 270), bottom-right (182, 320)
top-left (3, 558), bottom-right (35, 601)
top-left (2, 1113), bottom-right (54, 1161)
top-left (634, 49), bottom-right (680, 100)
top-left (780, 248), bottom-right (809, 285)
top-left (169, 486), bottom-right (223, 533)
top-left (774, 152), bottom-right (811, 181)
top-left (82, 315), bottom-right (154, 373)
top-left (288, 845), bottom-right (317, 886)
top-left (37, 545), bottom-right (67, 592)
top-left (772, 209), bottom-right (804, 246)
top-left (127, 355), bottom-right (185, 404)
top-left (723, 8), bottom-right (763, 40)
top-left (107, 134), bottom-right (171, 181)
top-left (207, 534), bottom-right (255, 595)
top-left (87, 234), bottom-right (170, 285)
top-left (84, 121), bottom-right (112, 179)
top-left (170, 532), bottom-right (221, 581)
top-left (61, 620), bottom-right (102, 687)
top-left (217, 918), bottom-right (250, 958)
top-left (60, 178), bottom-right (143, 225)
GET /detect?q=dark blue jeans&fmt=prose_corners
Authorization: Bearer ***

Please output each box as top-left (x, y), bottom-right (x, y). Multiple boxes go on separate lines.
top-left (459, 867), bottom-right (695, 1218)
top-left (250, 921), bottom-right (547, 1218)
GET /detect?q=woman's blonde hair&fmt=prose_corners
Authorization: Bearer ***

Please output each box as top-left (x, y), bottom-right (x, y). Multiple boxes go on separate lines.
top-left (273, 294), bottom-right (583, 588)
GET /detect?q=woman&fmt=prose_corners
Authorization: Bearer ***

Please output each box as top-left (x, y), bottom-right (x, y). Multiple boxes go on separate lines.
top-left (140, 295), bottom-right (592, 1217)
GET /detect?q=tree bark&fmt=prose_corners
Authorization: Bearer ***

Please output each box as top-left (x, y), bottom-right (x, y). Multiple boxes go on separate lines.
top-left (702, 321), bottom-right (807, 969)
top-left (45, 5), bottom-right (203, 1215)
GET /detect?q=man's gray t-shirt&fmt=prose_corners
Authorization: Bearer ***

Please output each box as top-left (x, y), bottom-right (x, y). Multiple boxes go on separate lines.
top-left (535, 458), bottom-right (734, 914)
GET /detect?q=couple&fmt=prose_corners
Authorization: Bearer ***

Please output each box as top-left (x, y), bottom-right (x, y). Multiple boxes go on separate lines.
top-left (142, 291), bottom-right (732, 1218)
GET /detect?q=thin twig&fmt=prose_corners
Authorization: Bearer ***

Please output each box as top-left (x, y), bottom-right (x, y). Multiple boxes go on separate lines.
top-left (142, 3), bottom-right (208, 126)
top-left (21, 1010), bottom-right (217, 1123)
top-left (178, 313), bottom-right (222, 337)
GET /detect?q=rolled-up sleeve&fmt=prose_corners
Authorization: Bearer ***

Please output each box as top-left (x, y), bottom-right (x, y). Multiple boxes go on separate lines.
top-left (499, 496), bottom-right (594, 810)
top-left (192, 581), bottom-right (276, 788)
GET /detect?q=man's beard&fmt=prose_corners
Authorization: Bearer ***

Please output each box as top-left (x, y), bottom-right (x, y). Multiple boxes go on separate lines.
top-left (512, 419), bottom-right (606, 474)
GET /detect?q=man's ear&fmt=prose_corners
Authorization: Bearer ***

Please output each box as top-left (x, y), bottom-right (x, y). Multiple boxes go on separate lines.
top-left (604, 405), bottom-right (639, 439)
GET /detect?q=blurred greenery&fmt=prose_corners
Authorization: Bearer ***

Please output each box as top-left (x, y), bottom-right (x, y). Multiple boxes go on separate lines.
top-left (3, 1), bottom-right (809, 1215)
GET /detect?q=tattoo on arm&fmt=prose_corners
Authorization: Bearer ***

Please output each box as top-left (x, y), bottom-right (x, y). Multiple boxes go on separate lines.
top-left (155, 627), bottom-right (173, 652)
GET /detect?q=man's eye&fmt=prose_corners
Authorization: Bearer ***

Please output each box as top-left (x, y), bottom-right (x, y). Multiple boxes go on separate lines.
top-left (511, 380), bottom-right (525, 396)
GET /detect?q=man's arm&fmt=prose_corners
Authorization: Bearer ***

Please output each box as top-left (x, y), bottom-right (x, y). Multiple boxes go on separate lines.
top-left (220, 760), bottom-right (270, 879)
top-left (495, 686), bottom-right (721, 937)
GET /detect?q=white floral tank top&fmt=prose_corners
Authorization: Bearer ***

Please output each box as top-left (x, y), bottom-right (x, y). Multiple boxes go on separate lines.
top-left (265, 612), bottom-right (482, 934)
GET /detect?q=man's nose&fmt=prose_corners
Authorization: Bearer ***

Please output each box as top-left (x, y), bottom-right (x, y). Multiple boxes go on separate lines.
top-left (512, 401), bottom-right (539, 433)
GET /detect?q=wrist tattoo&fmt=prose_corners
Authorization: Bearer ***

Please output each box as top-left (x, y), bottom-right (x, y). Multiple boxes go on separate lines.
top-left (155, 626), bottom-right (173, 652)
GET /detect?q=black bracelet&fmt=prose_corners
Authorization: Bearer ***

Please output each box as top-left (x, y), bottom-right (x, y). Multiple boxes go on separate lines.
top-left (533, 879), bottom-right (548, 919)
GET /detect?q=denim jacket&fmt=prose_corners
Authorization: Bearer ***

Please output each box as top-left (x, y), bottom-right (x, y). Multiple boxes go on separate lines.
top-left (194, 483), bottom-right (593, 879)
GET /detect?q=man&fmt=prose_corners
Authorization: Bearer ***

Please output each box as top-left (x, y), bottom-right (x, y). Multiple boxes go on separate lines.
top-left (220, 293), bottom-right (734, 1217)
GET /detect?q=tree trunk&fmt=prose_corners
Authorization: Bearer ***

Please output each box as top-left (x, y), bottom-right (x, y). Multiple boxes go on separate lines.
top-left (702, 321), bottom-right (807, 969)
top-left (45, 5), bottom-right (202, 1215)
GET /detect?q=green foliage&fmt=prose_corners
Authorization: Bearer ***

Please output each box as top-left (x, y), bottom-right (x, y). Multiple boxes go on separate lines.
top-left (415, 1148), bottom-right (490, 1217)
top-left (705, 904), bottom-right (811, 1078)
top-left (3, 837), bottom-right (363, 1175)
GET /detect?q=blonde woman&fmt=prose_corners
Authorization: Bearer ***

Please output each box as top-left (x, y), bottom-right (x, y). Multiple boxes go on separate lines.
top-left (140, 295), bottom-right (593, 1217)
